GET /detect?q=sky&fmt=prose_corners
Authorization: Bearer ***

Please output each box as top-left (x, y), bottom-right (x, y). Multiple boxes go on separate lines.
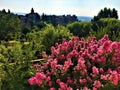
top-left (0, 0), bottom-right (120, 17)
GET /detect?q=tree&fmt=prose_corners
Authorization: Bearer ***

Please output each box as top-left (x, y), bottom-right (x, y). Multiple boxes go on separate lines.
top-left (112, 8), bottom-right (118, 19)
top-left (39, 24), bottom-right (72, 54)
top-left (8, 9), bottom-right (10, 14)
top-left (26, 24), bottom-right (72, 56)
top-left (67, 21), bottom-right (92, 37)
top-left (31, 8), bottom-right (34, 13)
top-left (2, 9), bottom-right (6, 13)
top-left (0, 12), bottom-right (22, 40)
top-left (90, 18), bottom-right (120, 41)
top-left (92, 7), bottom-right (118, 21)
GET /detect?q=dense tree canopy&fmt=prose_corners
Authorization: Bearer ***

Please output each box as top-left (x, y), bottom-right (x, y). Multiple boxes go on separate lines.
top-left (92, 7), bottom-right (118, 21)
top-left (26, 24), bottom-right (72, 56)
top-left (90, 18), bottom-right (120, 41)
top-left (67, 21), bottom-right (92, 37)
top-left (0, 11), bottom-right (22, 40)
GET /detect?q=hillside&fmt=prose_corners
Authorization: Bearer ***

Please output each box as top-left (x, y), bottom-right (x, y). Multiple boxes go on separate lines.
top-left (77, 16), bottom-right (93, 21)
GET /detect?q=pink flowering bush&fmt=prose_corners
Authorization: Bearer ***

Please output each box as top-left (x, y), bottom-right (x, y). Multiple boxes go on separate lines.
top-left (28, 35), bottom-right (120, 90)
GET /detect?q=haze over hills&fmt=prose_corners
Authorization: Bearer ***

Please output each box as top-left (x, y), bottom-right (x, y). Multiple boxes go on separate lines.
top-left (13, 12), bottom-right (27, 15)
top-left (77, 16), bottom-right (93, 21)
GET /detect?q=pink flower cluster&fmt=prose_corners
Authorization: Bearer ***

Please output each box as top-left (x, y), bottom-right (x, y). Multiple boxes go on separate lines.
top-left (28, 35), bottom-right (120, 90)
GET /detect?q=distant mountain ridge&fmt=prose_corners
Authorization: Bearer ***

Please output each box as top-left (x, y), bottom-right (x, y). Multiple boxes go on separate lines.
top-left (13, 12), bottom-right (27, 15)
top-left (77, 16), bottom-right (93, 21)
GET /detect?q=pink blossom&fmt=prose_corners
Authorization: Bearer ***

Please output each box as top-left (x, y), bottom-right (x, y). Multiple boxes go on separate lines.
top-left (62, 38), bottom-right (66, 43)
top-left (107, 68), bottom-right (112, 73)
top-left (55, 42), bottom-right (59, 47)
top-left (63, 59), bottom-right (73, 72)
top-left (101, 75), bottom-right (107, 80)
top-left (67, 87), bottom-right (73, 90)
top-left (101, 34), bottom-right (109, 43)
top-left (59, 82), bottom-right (67, 89)
top-left (66, 77), bottom-right (73, 84)
top-left (49, 81), bottom-right (53, 87)
top-left (101, 56), bottom-right (106, 63)
top-left (97, 49), bottom-right (103, 55)
top-left (78, 58), bottom-right (85, 68)
top-left (51, 46), bottom-right (59, 55)
top-left (102, 41), bottom-right (111, 52)
top-left (93, 87), bottom-right (97, 90)
top-left (81, 69), bottom-right (87, 75)
top-left (51, 46), bottom-right (56, 54)
top-left (35, 78), bottom-right (42, 86)
top-left (86, 76), bottom-right (92, 82)
top-left (86, 61), bottom-right (91, 68)
top-left (36, 72), bottom-right (46, 79)
top-left (33, 64), bottom-right (38, 69)
top-left (111, 42), bottom-right (118, 49)
top-left (112, 57), bottom-right (116, 64)
top-left (59, 54), bottom-right (65, 59)
top-left (46, 76), bottom-right (51, 82)
top-left (42, 51), bottom-right (47, 58)
top-left (28, 77), bottom-right (36, 85)
top-left (118, 74), bottom-right (120, 81)
top-left (51, 59), bottom-right (58, 69)
top-left (111, 71), bottom-right (119, 85)
top-left (99, 68), bottom-right (104, 74)
top-left (56, 79), bottom-right (61, 84)
top-left (116, 67), bottom-right (120, 73)
top-left (93, 80), bottom-right (102, 88)
top-left (69, 50), bottom-right (79, 58)
top-left (46, 70), bottom-right (51, 75)
top-left (79, 78), bottom-right (87, 84)
top-left (83, 86), bottom-right (89, 90)
top-left (28, 35), bottom-right (120, 89)
top-left (49, 87), bottom-right (56, 90)
top-left (58, 88), bottom-right (63, 90)
top-left (92, 66), bottom-right (99, 74)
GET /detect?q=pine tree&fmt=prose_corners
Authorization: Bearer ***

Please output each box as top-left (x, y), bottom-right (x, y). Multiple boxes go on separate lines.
top-left (31, 8), bottom-right (34, 13)
top-left (112, 8), bottom-right (118, 19)
top-left (92, 7), bottom-right (118, 21)
top-left (8, 9), bottom-right (10, 14)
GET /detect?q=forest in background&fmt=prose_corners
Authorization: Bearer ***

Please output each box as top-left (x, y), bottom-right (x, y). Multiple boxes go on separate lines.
top-left (0, 7), bottom-right (120, 90)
